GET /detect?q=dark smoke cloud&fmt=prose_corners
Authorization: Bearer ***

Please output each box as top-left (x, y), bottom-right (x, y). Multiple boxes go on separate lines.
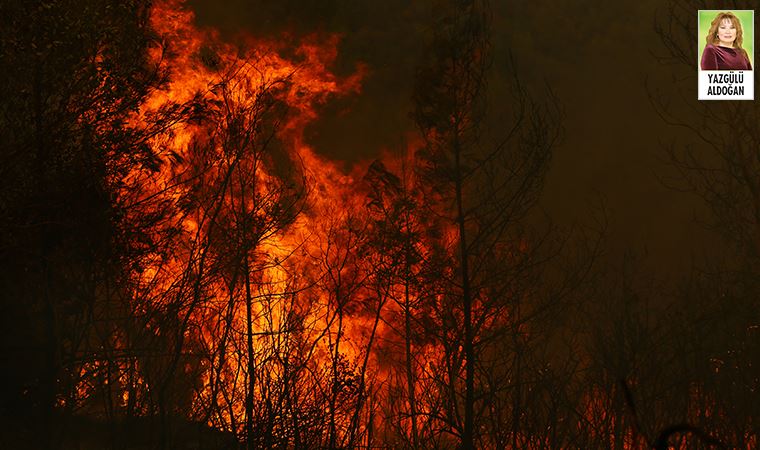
top-left (188, 0), bottom-right (723, 278)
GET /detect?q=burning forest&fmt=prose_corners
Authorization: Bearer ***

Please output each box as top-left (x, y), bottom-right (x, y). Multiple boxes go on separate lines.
top-left (2, 0), bottom-right (760, 449)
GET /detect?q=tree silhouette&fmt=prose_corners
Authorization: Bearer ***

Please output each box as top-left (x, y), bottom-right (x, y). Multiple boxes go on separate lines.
top-left (0, 0), bottom-right (171, 446)
top-left (411, 0), bottom-right (561, 447)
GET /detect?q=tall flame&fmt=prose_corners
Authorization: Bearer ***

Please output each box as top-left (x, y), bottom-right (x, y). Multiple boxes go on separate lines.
top-left (110, 0), bottom-right (423, 445)
top-left (56, 1), bottom-right (754, 448)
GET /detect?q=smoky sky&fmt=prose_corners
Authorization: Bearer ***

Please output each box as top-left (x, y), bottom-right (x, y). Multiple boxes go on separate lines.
top-left (189, 0), bottom-right (427, 163)
top-left (187, 0), bottom-right (737, 279)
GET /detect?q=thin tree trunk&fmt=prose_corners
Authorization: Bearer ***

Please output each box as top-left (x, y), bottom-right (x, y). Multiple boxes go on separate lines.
top-left (244, 254), bottom-right (256, 450)
top-left (329, 304), bottom-right (344, 449)
top-left (347, 285), bottom-right (387, 448)
top-left (454, 136), bottom-right (475, 450)
top-left (404, 274), bottom-right (419, 448)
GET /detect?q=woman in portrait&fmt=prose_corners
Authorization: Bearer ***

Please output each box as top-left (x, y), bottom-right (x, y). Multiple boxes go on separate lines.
top-left (701, 12), bottom-right (752, 70)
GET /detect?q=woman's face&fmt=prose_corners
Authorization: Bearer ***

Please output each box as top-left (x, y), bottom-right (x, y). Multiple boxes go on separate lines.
top-left (717, 18), bottom-right (737, 45)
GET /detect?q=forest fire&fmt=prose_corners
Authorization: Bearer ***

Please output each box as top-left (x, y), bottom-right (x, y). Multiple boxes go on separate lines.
top-left (3, 0), bottom-right (760, 449)
top-left (121, 0), bottom-right (442, 447)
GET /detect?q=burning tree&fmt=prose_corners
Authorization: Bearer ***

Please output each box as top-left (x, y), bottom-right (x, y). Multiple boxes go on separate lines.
top-left (0, 0), bottom-right (178, 446)
top-left (410, 0), bottom-right (562, 448)
top-left (0, 1), bottom-right (595, 449)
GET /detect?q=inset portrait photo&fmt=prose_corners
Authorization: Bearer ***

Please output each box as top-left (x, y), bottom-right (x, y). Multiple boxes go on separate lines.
top-left (698, 10), bottom-right (754, 100)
